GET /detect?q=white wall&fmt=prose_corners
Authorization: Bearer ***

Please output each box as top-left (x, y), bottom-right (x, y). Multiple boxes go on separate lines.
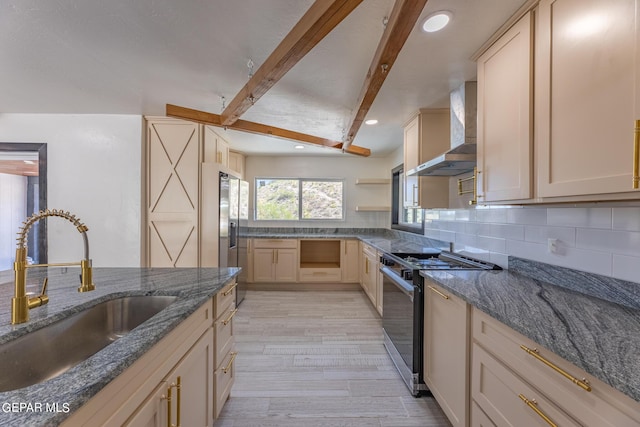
top-left (0, 114), bottom-right (142, 267)
top-left (424, 205), bottom-right (640, 282)
top-left (246, 155), bottom-right (392, 228)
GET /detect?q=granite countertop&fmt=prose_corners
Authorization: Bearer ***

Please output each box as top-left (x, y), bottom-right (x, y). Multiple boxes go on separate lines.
top-left (420, 259), bottom-right (640, 404)
top-left (0, 267), bottom-right (240, 426)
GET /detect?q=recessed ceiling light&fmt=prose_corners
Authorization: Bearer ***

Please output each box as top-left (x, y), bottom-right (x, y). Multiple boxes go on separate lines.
top-left (421, 11), bottom-right (452, 33)
top-left (294, 145), bottom-right (305, 149)
top-left (365, 119), bottom-right (378, 125)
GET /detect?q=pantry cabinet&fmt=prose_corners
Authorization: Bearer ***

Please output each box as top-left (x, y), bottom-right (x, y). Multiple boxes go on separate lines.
top-left (403, 110), bottom-right (450, 209)
top-left (476, 11), bottom-right (533, 203)
top-left (535, 0), bottom-right (640, 199)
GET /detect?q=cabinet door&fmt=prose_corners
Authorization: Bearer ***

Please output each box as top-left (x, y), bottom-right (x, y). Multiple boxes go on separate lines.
top-left (424, 281), bottom-right (469, 427)
top-left (536, 0), bottom-right (639, 197)
top-left (253, 248), bottom-right (275, 282)
top-left (403, 115), bottom-right (420, 207)
top-left (341, 240), bottom-right (359, 283)
top-left (228, 151), bottom-right (245, 178)
top-left (124, 381), bottom-right (167, 427)
top-left (275, 248), bottom-right (298, 282)
top-left (203, 126), bottom-right (230, 167)
top-left (375, 253), bottom-right (383, 315)
top-left (170, 328), bottom-right (214, 427)
top-left (364, 252), bottom-right (377, 303)
top-left (147, 119), bottom-right (200, 267)
top-left (477, 12), bottom-right (533, 202)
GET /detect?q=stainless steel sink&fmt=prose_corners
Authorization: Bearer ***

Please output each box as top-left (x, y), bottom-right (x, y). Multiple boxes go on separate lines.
top-left (0, 295), bottom-right (177, 392)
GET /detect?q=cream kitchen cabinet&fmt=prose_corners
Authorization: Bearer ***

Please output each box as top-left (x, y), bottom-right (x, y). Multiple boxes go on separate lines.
top-left (403, 109), bottom-right (450, 208)
top-left (341, 239), bottom-right (359, 283)
top-left (476, 11), bottom-right (533, 203)
top-left (535, 0), bottom-right (640, 200)
top-left (251, 239), bottom-right (298, 283)
top-left (228, 150), bottom-right (245, 178)
top-left (299, 239), bottom-right (342, 282)
top-left (213, 281), bottom-right (237, 419)
top-left (204, 125), bottom-right (230, 167)
top-left (62, 293), bottom-right (218, 426)
top-left (360, 243), bottom-right (380, 313)
top-left (471, 307), bottom-right (640, 427)
top-left (423, 280), bottom-right (469, 427)
top-left (375, 250), bottom-right (383, 315)
top-left (145, 117), bottom-right (201, 267)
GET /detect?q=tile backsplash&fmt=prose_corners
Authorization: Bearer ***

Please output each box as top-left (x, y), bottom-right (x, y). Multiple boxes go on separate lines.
top-left (424, 206), bottom-right (640, 283)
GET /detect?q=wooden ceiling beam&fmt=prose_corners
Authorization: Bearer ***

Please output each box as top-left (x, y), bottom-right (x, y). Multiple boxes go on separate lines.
top-left (166, 104), bottom-right (371, 157)
top-left (220, 0), bottom-right (365, 126)
top-left (343, 0), bottom-right (428, 149)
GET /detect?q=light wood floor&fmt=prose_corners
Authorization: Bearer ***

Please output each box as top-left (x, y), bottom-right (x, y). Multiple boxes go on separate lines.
top-left (214, 290), bottom-right (451, 427)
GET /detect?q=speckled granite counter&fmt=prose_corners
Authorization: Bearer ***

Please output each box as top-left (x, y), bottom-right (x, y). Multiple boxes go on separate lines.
top-left (0, 267), bottom-right (240, 427)
top-left (243, 227), bottom-right (450, 254)
top-left (420, 258), bottom-right (640, 403)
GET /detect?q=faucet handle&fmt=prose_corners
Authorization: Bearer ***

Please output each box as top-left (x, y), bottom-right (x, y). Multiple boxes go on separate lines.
top-left (27, 278), bottom-right (49, 310)
top-left (40, 277), bottom-right (48, 296)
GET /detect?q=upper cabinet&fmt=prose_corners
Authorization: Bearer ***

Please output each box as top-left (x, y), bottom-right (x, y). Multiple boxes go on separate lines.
top-left (204, 125), bottom-right (230, 168)
top-left (476, 11), bottom-right (533, 203)
top-left (403, 109), bottom-right (450, 209)
top-left (477, 0), bottom-right (640, 203)
top-left (228, 150), bottom-right (246, 178)
top-left (535, 0), bottom-right (639, 199)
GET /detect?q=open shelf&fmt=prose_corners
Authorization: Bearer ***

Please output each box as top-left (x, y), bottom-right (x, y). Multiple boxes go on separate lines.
top-left (299, 239), bottom-right (341, 268)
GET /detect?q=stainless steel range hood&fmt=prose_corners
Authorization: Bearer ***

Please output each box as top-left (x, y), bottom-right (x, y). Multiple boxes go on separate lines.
top-left (409, 82), bottom-right (477, 176)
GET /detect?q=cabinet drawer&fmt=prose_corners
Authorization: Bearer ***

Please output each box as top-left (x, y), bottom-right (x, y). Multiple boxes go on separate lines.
top-left (362, 243), bottom-right (376, 258)
top-left (214, 347), bottom-right (236, 419)
top-left (253, 239), bottom-right (298, 249)
top-left (472, 343), bottom-right (580, 427)
top-left (214, 281), bottom-right (236, 318)
top-left (472, 308), bottom-right (640, 426)
top-left (471, 401), bottom-right (496, 427)
top-left (214, 304), bottom-right (236, 365)
top-left (298, 268), bottom-right (342, 282)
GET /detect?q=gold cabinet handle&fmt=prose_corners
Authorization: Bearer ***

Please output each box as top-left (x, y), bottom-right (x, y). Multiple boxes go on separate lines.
top-left (222, 307), bottom-right (238, 325)
top-left (365, 258), bottom-right (369, 274)
top-left (520, 345), bottom-right (591, 392)
top-left (223, 282), bottom-right (238, 296)
top-left (427, 285), bottom-right (449, 300)
top-left (166, 376), bottom-right (182, 427)
top-left (223, 351), bottom-right (238, 374)
top-left (518, 394), bottom-right (557, 427)
top-left (275, 249), bottom-right (279, 264)
top-left (217, 151), bottom-right (222, 163)
top-left (634, 119), bottom-right (640, 189)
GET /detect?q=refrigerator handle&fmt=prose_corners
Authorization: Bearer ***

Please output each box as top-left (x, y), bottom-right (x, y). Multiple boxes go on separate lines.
top-left (229, 221), bottom-right (237, 249)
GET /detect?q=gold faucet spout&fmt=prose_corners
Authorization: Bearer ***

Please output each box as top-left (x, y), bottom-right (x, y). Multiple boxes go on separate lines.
top-left (11, 209), bottom-right (95, 325)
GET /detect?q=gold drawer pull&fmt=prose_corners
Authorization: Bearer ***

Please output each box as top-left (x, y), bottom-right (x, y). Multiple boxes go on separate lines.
top-left (520, 345), bottom-right (591, 392)
top-left (427, 285), bottom-right (449, 300)
top-left (222, 308), bottom-right (238, 325)
top-left (223, 282), bottom-right (238, 296)
top-left (166, 376), bottom-right (182, 427)
top-left (634, 119), bottom-right (640, 189)
top-left (519, 394), bottom-right (557, 427)
top-left (223, 351), bottom-right (238, 374)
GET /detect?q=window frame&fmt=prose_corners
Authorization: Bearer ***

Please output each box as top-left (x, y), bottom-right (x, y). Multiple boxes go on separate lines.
top-left (254, 177), bottom-right (345, 221)
top-left (391, 164), bottom-right (424, 234)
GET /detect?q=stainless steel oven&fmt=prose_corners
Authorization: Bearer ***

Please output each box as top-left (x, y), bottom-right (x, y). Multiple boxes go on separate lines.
top-left (381, 251), bottom-right (501, 397)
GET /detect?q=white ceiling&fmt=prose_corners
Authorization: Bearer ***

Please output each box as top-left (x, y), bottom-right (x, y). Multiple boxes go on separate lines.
top-left (0, 0), bottom-right (526, 157)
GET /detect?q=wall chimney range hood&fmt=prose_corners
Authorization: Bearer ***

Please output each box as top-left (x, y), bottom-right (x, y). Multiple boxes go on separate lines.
top-left (408, 82), bottom-right (477, 176)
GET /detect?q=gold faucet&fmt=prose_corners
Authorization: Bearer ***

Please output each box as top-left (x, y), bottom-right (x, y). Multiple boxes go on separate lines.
top-left (11, 209), bottom-right (95, 325)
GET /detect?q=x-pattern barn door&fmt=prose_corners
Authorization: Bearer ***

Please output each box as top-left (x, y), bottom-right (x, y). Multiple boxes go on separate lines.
top-left (146, 119), bottom-right (201, 267)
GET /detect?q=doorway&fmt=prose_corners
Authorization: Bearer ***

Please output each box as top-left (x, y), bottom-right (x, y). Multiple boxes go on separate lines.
top-left (0, 143), bottom-right (47, 271)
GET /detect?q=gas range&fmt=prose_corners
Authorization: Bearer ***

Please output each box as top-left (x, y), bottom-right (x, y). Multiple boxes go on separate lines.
top-left (389, 251), bottom-right (502, 271)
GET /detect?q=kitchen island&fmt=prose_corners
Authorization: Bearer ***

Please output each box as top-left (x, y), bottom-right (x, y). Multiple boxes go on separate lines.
top-left (0, 267), bottom-right (240, 426)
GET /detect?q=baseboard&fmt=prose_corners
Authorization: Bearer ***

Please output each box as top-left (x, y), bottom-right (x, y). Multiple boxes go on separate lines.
top-left (246, 282), bottom-right (361, 291)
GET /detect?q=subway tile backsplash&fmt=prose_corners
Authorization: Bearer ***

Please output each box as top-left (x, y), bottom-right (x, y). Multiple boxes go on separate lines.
top-left (425, 206), bottom-right (640, 283)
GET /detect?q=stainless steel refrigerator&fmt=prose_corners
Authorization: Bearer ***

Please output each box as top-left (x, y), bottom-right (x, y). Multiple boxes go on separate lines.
top-left (219, 172), bottom-right (248, 306)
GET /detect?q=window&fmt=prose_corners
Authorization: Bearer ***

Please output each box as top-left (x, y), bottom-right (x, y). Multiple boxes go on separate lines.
top-left (255, 178), bottom-right (344, 221)
top-left (391, 165), bottom-right (424, 233)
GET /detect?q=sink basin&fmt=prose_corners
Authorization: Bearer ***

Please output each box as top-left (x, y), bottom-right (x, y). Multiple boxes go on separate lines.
top-left (0, 295), bottom-right (177, 392)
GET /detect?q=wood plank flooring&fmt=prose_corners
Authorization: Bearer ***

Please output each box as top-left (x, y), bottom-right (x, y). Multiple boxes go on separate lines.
top-left (214, 290), bottom-right (451, 427)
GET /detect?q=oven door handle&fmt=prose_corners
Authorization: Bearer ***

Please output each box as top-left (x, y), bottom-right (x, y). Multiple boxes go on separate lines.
top-left (381, 266), bottom-right (414, 301)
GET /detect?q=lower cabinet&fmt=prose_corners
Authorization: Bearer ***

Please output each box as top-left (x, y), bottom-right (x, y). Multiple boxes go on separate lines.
top-left (62, 282), bottom-right (237, 426)
top-left (423, 280), bottom-right (469, 427)
top-left (360, 243), bottom-right (381, 315)
top-left (251, 239), bottom-right (298, 283)
top-left (471, 308), bottom-right (640, 427)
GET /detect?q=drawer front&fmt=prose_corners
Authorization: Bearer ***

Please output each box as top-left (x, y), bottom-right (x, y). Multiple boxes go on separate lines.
top-left (362, 243), bottom-right (376, 258)
top-left (214, 305), bottom-right (236, 366)
top-left (298, 268), bottom-right (342, 282)
top-left (214, 348), bottom-right (236, 419)
top-left (472, 308), bottom-right (640, 427)
top-left (471, 401), bottom-right (496, 427)
top-left (253, 239), bottom-right (298, 249)
top-left (214, 281), bottom-right (236, 318)
top-left (472, 343), bottom-right (580, 427)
